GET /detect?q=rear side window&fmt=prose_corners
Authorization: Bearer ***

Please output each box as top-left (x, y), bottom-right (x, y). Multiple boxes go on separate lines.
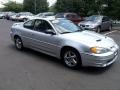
top-left (34, 19), bottom-right (53, 32)
top-left (55, 14), bottom-right (64, 18)
top-left (24, 20), bottom-right (35, 30)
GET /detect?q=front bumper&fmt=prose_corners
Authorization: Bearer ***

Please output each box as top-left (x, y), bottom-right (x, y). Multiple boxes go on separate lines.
top-left (81, 49), bottom-right (118, 67)
top-left (82, 27), bottom-right (97, 31)
top-left (79, 25), bottom-right (97, 31)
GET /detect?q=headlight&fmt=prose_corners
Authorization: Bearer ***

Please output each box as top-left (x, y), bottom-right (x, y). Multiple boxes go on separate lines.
top-left (90, 47), bottom-right (110, 54)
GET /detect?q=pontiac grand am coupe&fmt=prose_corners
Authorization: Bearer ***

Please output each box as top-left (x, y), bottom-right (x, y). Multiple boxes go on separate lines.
top-left (10, 17), bottom-right (119, 69)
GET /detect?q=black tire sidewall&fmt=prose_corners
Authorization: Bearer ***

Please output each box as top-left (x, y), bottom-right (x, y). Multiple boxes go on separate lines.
top-left (14, 37), bottom-right (23, 50)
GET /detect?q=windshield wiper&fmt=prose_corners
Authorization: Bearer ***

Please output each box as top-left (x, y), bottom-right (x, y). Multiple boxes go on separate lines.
top-left (74, 29), bottom-right (82, 32)
top-left (61, 32), bottom-right (71, 34)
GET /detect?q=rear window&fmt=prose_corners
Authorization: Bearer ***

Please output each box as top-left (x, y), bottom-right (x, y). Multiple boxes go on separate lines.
top-left (66, 14), bottom-right (78, 19)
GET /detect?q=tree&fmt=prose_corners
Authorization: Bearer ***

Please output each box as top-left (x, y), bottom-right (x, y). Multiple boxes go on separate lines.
top-left (49, 4), bottom-right (56, 12)
top-left (23, 0), bottom-right (49, 14)
top-left (54, 0), bottom-right (120, 19)
top-left (2, 1), bottom-right (23, 12)
top-left (54, 0), bottom-right (98, 16)
top-left (103, 0), bottom-right (120, 20)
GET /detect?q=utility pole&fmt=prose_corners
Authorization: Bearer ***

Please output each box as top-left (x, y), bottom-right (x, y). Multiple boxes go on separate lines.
top-left (34, 0), bottom-right (37, 14)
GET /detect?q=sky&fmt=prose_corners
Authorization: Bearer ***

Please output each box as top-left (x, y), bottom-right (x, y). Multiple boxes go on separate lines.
top-left (0, 0), bottom-right (57, 8)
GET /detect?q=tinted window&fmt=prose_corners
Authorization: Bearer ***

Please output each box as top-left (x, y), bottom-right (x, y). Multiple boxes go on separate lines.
top-left (34, 20), bottom-right (53, 32)
top-left (102, 17), bottom-right (109, 22)
top-left (24, 20), bottom-right (35, 30)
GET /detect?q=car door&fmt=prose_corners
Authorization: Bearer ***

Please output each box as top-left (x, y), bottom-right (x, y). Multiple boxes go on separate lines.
top-left (105, 17), bottom-right (112, 28)
top-left (101, 16), bottom-right (109, 30)
top-left (31, 19), bottom-right (60, 55)
top-left (21, 20), bottom-right (35, 47)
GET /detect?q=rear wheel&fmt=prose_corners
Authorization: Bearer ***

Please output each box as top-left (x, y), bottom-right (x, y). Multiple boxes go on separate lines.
top-left (2, 16), bottom-right (5, 19)
top-left (14, 37), bottom-right (23, 50)
top-left (62, 48), bottom-right (81, 69)
top-left (96, 27), bottom-right (101, 33)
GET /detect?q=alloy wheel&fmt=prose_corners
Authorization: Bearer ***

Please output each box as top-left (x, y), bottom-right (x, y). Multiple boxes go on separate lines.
top-left (64, 51), bottom-right (78, 68)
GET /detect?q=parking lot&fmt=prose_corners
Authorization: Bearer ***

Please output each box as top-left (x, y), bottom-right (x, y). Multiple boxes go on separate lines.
top-left (0, 19), bottom-right (120, 90)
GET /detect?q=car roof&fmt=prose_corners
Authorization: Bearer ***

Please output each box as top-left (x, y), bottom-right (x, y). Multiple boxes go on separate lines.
top-left (56, 12), bottom-right (77, 14)
top-left (29, 16), bottom-right (67, 22)
top-left (29, 16), bottom-right (56, 21)
top-left (55, 12), bottom-right (78, 18)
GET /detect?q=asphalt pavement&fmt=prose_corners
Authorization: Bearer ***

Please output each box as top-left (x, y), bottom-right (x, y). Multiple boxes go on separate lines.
top-left (0, 19), bottom-right (120, 90)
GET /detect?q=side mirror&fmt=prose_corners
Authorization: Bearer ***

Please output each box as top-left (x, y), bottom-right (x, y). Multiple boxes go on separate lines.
top-left (45, 29), bottom-right (56, 35)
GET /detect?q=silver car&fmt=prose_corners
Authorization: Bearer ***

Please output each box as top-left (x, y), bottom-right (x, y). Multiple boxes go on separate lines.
top-left (78, 15), bottom-right (112, 33)
top-left (12, 12), bottom-right (33, 22)
top-left (10, 18), bottom-right (119, 69)
top-left (0, 12), bottom-right (5, 19)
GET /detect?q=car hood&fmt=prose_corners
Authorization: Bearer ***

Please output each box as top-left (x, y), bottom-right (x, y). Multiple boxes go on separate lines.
top-left (0, 14), bottom-right (3, 16)
top-left (61, 30), bottom-right (116, 48)
top-left (12, 22), bottom-right (24, 28)
top-left (79, 21), bottom-right (99, 26)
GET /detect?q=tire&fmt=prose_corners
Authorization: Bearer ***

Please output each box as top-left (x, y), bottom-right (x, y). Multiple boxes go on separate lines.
top-left (14, 37), bottom-right (23, 50)
top-left (2, 16), bottom-right (5, 19)
top-left (109, 25), bottom-right (112, 31)
top-left (96, 27), bottom-right (101, 33)
top-left (23, 18), bottom-right (27, 22)
top-left (62, 48), bottom-right (82, 69)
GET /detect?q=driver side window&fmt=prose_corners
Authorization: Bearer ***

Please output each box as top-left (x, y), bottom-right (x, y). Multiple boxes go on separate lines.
top-left (34, 19), bottom-right (53, 33)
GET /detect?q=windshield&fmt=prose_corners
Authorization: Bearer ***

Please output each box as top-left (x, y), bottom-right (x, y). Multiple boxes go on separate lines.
top-left (51, 19), bottom-right (82, 34)
top-left (45, 13), bottom-right (54, 16)
top-left (86, 15), bottom-right (101, 22)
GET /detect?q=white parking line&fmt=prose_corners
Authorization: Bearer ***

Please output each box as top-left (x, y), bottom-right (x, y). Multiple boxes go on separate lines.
top-left (104, 30), bottom-right (118, 35)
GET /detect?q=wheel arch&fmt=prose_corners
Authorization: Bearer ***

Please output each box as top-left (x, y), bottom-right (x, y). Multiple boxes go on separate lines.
top-left (14, 35), bottom-right (21, 40)
top-left (60, 46), bottom-right (81, 59)
top-left (60, 46), bottom-right (82, 67)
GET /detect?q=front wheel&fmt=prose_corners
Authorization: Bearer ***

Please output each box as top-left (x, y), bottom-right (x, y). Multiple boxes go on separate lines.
top-left (96, 27), bottom-right (101, 33)
top-left (109, 25), bottom-right (112, 31)
top-left (62, 49), bottom-right (81, 69)
top-left (14, 37), bottom-right (23, 50)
